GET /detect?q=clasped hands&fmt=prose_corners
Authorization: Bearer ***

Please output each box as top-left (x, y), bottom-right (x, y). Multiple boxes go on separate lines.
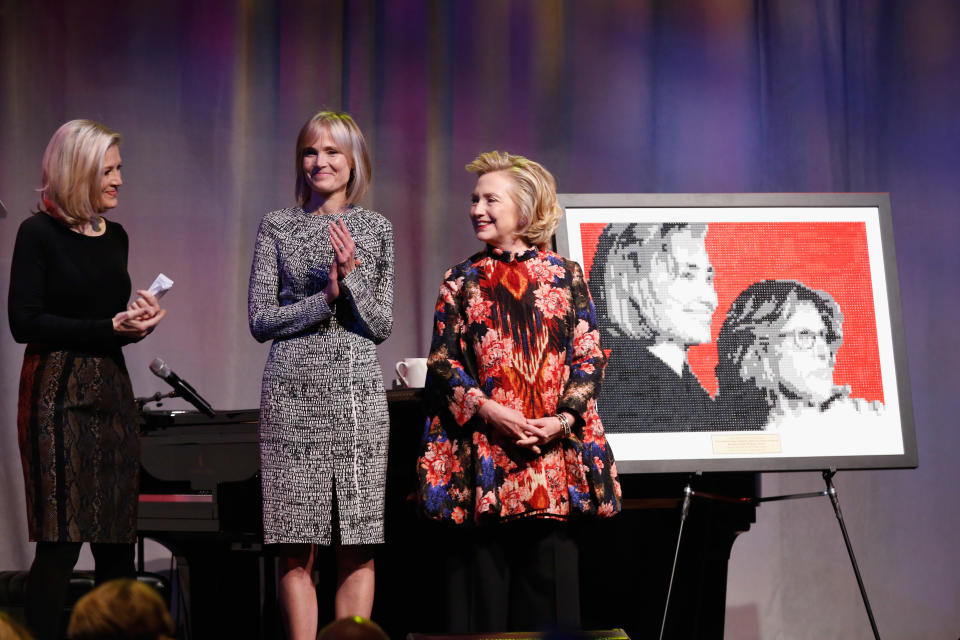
top-left (477, 400), bottom-right (573, 455)
top-left (324, 219), bottom-right (362, 304)
top-left (113, 289), bottom-right (166, 339)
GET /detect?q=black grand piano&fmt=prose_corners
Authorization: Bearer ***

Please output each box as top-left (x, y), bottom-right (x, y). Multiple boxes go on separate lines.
top-left (140, 390), bottom-right (756, 639)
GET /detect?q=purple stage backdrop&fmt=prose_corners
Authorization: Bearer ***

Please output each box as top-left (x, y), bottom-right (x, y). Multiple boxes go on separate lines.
top-left (1, 2), bottom-right (958, 638)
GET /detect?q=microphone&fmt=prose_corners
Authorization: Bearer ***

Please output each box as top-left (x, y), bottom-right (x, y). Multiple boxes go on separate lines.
top-left (149, 357), bottom-right (216, 417)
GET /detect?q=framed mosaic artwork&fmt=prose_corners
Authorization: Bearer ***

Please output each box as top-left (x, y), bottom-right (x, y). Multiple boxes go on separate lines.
top-left (556, 193), bottom-right (917, 473)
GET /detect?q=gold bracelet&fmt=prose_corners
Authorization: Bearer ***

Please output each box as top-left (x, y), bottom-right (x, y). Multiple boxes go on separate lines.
top-left (556, 413), bottom-right (571, 438)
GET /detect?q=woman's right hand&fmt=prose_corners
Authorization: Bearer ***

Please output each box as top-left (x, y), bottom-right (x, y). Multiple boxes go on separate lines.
top-left (112, 306), bottom-right (166, 339)
top-left (477, 400), bottom-right (548, 454)
top-left (324, 257), bottom-right (340, 305)
top-left (330, 219), bottom-right (362, 278)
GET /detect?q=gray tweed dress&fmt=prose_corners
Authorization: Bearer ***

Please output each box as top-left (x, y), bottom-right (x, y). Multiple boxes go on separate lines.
top-left (248, 206), bottom-right (393, 545)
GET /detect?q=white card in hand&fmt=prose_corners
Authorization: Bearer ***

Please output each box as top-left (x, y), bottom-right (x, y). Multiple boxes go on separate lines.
top-left (147, 273), bottom-right (174, 299)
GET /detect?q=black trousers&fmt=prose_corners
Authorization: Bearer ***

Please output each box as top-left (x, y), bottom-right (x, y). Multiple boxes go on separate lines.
top-left (444, 518), bottom-right (580, 633)
top-left (25, 541), bottom-right (135, 640)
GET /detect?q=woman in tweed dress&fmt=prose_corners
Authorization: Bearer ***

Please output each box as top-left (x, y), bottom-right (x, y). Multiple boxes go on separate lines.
top-left (248, 111), bottom-right (393, 637)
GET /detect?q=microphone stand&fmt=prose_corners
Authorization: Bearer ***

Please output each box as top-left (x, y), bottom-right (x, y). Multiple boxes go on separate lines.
top-left (137, 387), bottom-right (215, 417)
top-left (136, 390), bottom-right (178, 412)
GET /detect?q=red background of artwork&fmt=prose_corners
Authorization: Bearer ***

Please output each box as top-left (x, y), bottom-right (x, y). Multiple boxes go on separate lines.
top-left (579, 222), bottom-right (884, 401)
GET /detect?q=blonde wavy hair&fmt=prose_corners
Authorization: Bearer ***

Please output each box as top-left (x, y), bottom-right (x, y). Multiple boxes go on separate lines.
top-left (40, 119), bottom-right (122, 227)
top-left (465, 151), bottom-right (562, 250)
top-left (295, 111), bottom-right (372, 206)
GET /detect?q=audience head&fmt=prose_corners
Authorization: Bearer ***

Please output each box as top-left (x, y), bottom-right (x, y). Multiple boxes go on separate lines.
top-left (0, 611), bottom-right (35, 640)
top-left (317, 616), bottom-right (389, 640)
top-left (66, 579), bottom-right (173, 640)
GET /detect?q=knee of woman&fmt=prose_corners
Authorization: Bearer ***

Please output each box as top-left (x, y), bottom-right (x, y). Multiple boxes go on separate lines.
top-left (336, 545), bottom-right (375, 573)
top-left (35, 541), bottom-right (83, 568)
top-left (278, 544), bottom-right (317, 574)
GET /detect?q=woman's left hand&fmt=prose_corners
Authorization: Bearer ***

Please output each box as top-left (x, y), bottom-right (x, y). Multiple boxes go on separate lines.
top-left (128, 289), bottom-right (162, 320)
top-left (330, 219), bottom-right (362, 278)
top-left (526, 412), bottom-right (575, 445)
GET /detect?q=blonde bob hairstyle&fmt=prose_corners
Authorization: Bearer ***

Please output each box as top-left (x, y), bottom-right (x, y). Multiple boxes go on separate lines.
top-left (67, 579), bottom-right (174, 640)
top-left (466, 151), bottom-right (562, 250)
top-left (295, 111), bottom-right (372, 207)
top-left (40, 119), bottom-right (122, 227)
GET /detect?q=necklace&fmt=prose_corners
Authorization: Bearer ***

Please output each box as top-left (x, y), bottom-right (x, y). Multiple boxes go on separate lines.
top-left (72, 217), bottom-right (103, 235)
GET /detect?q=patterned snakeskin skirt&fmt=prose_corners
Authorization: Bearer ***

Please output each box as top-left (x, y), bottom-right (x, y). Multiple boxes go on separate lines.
top-left (17, 347), bottom-right (140, 543)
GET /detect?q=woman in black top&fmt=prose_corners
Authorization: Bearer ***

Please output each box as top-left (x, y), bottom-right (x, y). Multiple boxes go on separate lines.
top-left (7, 120), bottom-right (166, 640)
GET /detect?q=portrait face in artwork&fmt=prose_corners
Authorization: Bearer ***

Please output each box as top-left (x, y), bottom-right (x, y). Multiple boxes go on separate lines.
top-left (716, 279), bottom-right (844, 417)
top-left (769, 301), bottom-right (837, 405)
top-left (593, 223), bottom-right (717, 346)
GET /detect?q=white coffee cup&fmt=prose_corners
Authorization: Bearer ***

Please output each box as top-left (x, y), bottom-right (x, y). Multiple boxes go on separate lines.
top-left (395, 357), bottom-right (428, 388)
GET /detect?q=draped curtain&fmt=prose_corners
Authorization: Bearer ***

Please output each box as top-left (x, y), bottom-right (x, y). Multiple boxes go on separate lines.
top-left (2, 1), bottom-right (958, 638)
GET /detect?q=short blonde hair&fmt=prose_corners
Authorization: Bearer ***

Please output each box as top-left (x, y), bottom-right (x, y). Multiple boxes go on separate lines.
top-left (67, 579), bottom-right (174, 640)
top-left (40, 119), bottom-right (121, 227)
top-left (466, 151), bottom-right (562, 250)
top-left (295, 111), bottom-right (372, 206)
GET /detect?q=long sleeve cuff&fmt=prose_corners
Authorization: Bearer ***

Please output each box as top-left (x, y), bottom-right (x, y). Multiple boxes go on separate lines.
top-left (451, 386), bottom-right (489, 426)
top-left (305, 291), bottom-right (333, 322)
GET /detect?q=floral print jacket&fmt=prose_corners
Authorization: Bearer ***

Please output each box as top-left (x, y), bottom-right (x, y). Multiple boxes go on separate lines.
top-left (418, 245), bottom-right (622, 525)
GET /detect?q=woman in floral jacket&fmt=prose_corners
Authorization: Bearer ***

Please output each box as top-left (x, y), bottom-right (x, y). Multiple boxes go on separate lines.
top-left (418, 151), bottom-right (621, 633)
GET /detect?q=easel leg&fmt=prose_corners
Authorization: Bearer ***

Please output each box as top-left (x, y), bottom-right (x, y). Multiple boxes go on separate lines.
top-left (659, 482), bottom-right (693, 640)
top-left (822, 470), bottom-right (882, 640)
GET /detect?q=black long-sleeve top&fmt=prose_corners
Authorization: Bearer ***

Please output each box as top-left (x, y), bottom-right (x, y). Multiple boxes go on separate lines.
top-left (8, 212), bottom-right (135, 356)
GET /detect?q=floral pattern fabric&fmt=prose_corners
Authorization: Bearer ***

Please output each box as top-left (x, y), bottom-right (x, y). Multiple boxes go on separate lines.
top-left (418, 245), bottom-right (621, 525)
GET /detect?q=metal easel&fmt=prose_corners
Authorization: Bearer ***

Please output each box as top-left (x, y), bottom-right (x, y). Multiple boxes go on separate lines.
top-left (658, 469), bottom-right (881, 640)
